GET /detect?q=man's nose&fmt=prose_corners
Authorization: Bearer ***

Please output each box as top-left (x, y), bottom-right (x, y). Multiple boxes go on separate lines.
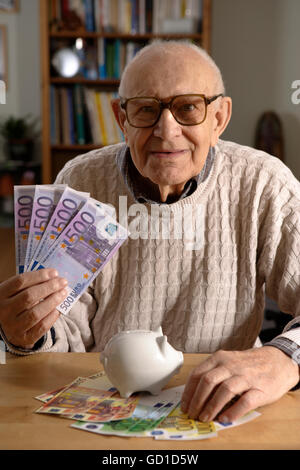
top-left (152, 108), bottom-right (182, 139)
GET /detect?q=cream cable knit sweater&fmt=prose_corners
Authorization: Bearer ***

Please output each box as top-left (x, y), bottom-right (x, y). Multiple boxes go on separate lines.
top-left (4, 139), bottom-right (300, 355)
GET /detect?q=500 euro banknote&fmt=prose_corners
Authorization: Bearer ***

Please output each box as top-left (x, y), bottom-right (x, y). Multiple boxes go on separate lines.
top-left (14, 185), bottom-right (36, 274)
top-left (24, 184), bottom-right (66, 272)
top-left (38, 197), bottom-right (128, 315)
top-left (28, 186), bottom-right (89, 271)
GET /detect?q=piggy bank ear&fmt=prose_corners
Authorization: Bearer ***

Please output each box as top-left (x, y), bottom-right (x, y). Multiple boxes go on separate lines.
top-left (153, 326), bottom-right (163, 336)
top-left (156, 335), bottom-right (167, 355)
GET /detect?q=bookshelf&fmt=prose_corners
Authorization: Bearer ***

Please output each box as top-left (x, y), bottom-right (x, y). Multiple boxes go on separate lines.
top-left (40, 0), bottom-right (212, 183)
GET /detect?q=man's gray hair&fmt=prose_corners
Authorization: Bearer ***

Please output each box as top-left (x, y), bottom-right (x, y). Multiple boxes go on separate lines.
top-left (118, 39), bottom-right (225, 97)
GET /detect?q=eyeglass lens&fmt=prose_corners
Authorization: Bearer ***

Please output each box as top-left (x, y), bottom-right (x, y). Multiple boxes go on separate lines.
top-left (126, 95), bottom-right (206, 127)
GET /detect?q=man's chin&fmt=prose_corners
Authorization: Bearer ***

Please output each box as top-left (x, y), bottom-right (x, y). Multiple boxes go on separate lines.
top-left (149, 175), bottom-right (187, 194)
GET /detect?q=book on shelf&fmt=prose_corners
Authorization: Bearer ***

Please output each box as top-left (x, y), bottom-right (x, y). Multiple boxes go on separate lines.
top-left (50, 85), bottom-right (123, 146)
top-left (74, 39), bottom-right (143, 80)
top-left (50, 0), bottom-right (203, 35)
top-left (74, 84), bottom-right (86, 144)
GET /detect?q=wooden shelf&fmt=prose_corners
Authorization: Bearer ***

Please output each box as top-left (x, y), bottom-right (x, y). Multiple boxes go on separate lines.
top-left (41, 0), bottom-right (212, 183)
top-left (50, 31), bottom-right (203, 40)
top-left (50, 77), bottom-right (120, 85)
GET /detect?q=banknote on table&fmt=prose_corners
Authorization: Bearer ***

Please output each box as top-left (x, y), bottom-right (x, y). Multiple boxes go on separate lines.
top-left (65, 394), bottom-right (139, 423)
top-left (147, 403), bottom-right (217, 440)
top-left (64, 373), bottom-right (133, 420)
top-left (35, 371), bottom-right (115, 403)
top-left (35, 374), bottom-right (139, 422)
top-left (24, 184), bottom-right (66, 272)
top-left (28, 186), bottom-right (90, 271)
top-left (71, 385), bottom-right (184, 437)
top-left (35, 382), bottom-right (117, 416)
top-left (14, 185), bottom-right (36, 274)
top-left (37, 197), bottom-right (128, 315)
top-left (150, 400), bottom-right (261, 440)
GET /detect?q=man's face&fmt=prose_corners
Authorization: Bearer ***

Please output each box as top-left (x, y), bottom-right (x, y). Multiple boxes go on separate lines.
top-left (115, 48), bottom-right (229, 199)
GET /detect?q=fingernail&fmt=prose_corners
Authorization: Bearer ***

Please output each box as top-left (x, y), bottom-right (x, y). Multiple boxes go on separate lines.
top-left (61, 288), bottom-right (68, 297)
top-left (59, 278), bottom-right (68, 287)
top-left (199, 414), bottom-right (209, 422)
top-left (219, 415), bottom-right (231, 424)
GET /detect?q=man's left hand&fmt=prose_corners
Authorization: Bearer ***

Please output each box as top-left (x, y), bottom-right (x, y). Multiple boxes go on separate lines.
top-left (181, 346), bottom-right (300, 423)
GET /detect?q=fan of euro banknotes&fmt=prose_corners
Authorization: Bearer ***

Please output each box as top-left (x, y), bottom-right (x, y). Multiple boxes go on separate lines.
top-left (34, 371), bottom-right (260, 440)
top-left (14, 184), bottom-right (128, 315)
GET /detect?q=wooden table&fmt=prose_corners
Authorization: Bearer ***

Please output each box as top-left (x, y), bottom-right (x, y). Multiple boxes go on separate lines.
top-left (0, 352), bottom-right (299, 450)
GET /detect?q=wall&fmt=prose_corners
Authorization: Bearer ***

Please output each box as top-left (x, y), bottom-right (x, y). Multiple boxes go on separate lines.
top-left (0, 0), bottom-right (40, 161)
top-left (212, 0), bottom-right (300, 179)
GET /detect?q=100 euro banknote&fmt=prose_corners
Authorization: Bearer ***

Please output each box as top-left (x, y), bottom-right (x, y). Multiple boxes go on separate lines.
top-left (14, 185), bottom-right (36, 274)
top-left (71, 385), bottom-right (184, 437)
top-left (24, 184), bottom-right (66, 272)
top-left (28, 186), bottom-right (89, 271)
top-left (38, 197), bottom-right (128, 314)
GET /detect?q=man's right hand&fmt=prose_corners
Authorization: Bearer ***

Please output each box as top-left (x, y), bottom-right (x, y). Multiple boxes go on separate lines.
top-left (0, 268), bottom-right (68, 350)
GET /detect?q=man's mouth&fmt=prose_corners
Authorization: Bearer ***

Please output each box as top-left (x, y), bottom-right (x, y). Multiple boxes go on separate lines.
top-left (149, 149), bottom-right (187, 158)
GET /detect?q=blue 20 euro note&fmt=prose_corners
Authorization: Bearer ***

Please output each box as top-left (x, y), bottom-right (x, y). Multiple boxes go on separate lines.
top-left (39, 197), bottom-right (128, 315)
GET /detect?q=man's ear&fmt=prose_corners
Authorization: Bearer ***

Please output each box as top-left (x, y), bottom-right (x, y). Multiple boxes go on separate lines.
top-left (111, 98), bottom-right (127, 135)
top-left (210, 96), bottom-right (232, 147)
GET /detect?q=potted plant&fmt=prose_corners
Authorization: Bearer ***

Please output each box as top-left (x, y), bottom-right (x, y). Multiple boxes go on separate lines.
top-left (0, 115), bottom-right (39, 162)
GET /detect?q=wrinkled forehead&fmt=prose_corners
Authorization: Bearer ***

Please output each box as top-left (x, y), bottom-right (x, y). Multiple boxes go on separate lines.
top-left (122, 48), bottom-right (216, 99)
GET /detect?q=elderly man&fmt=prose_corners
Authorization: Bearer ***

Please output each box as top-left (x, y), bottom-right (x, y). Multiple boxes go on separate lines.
top-left (0, 41), bottom-right (299, 424)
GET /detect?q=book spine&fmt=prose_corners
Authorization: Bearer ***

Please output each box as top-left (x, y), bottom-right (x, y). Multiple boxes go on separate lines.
top-left (130, 0), bottom-right (138, 34)
top-left (94, 0), bottom-right (101, 32)
top-left (95, 91), bottom-right (107, 145)
top-left (50, 85), bottom-right (57, 145)
top-left (101, 0), bottom-right (110, 32)
top-left (139, 0), bottom-right (146, 34)
top-left (118, 0), bottom-right (125, 33)
top-left (83, 0), bottom-right (95, 32)
top-left (67, 87), bottom-right (76, 144)
top-left (74, 84), bottom-right (85, 144)
top-left (119, 42), bottom-right (126, 77)
top-left (106, 41), bottom-right (114, 78)
top-left (97, 37), bottom-right (106, 79)
top-left (125, 42), bottom-right (135, 66)
top-left (113, 39), bottom-right (121, 79)
top-left (55, 86), bottom-right (62, 143)
top-left (145, 0), bottom-right (152, 33)
top-left (60, 87), bottom-right (71, 145)
top-left (110, 0), bottom-right (119, 33)
top-left (100, 92), bottom-right (114, 144)
top-left (83, 88), bottom-right (102, 143)
top-left (125, 0), bottom-right (132, 33)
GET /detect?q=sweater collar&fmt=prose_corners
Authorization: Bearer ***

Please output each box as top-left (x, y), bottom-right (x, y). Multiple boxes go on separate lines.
top-left (116, 144), bottom-right (215, 204)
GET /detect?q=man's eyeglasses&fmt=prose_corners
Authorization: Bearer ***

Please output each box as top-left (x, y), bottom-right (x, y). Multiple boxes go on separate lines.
top-left (120, 93), bottom-right (224, 128)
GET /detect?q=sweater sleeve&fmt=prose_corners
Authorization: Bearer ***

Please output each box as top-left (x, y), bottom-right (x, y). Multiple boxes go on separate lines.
top-left (256, 165), bottom-right (300, 347)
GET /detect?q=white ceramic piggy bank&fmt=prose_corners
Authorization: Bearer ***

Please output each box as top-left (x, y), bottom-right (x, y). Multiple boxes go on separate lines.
top-left (100, 327), bottom-right (184, 398)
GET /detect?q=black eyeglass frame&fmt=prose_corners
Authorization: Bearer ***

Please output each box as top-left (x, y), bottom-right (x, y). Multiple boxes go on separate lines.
top-left (119, 93), bottom-right (224, 128)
